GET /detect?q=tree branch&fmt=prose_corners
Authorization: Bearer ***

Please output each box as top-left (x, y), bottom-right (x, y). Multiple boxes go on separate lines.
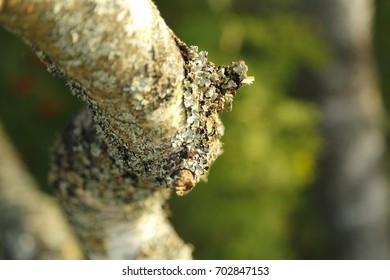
top-left (0, 0), bottom-right (251, 192)
top-left (1, 0), bottom-right (251, 258)
top-left (0, 0), bottom-right (187, 188)
top-left (49, 109), bottom-right (193, 259)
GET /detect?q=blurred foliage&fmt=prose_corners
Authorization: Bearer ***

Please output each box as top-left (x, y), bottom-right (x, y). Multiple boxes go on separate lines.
top-left (0, 0), bottom-right (387, 259)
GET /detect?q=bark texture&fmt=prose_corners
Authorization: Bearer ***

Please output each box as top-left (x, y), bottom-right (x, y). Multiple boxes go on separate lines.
top-left (0, 0), bottom-right (251, 258)
top-left (49, 109), bottom-right (193, 259)
top-left (306, 0), bottom-right (390, 259)
top-left (0, 0), bottom-right (186, 188)
top-left (0, 123), bottom-right (83, 259)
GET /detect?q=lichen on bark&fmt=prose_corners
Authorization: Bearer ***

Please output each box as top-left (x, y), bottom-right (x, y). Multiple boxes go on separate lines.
top-left (0, 0), bottom-right (252, 196)
top-left (0, 0), bottom-right (252, 259)
top-left (168, 42), bottom-right (253, 194)
top-left (49, 109), bottom-right (192, 259)
top-left (36, 38), bottom-right (252, 196)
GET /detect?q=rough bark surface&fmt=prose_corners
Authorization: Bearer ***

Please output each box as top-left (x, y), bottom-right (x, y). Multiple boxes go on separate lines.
top-left (0, 0), bottom-right (251, 258)
top-left (0, 0), bottom-right (187, 188)
top-left (49, 109), bottom-right (193, 259)
top-left (306, 0), bottom-right (390, 259)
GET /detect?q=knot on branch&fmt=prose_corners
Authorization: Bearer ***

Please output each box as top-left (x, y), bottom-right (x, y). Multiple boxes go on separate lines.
top-left (171, 169), bottom-right (196, 196)
top-left (164, 44), bottom-right (253, 193)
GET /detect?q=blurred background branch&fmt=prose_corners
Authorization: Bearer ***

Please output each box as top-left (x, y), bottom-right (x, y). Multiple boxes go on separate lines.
top-left (304, 0), bottom-right (390, 259)
top-left (0, 122), bottom-right (82, 259)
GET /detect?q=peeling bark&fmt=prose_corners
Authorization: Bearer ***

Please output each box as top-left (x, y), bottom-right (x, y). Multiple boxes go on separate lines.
top-left (0, 0), bottom-right (251, 258)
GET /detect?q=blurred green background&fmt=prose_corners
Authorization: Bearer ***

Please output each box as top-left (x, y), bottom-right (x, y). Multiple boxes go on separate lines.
top-left (0, 0), bottom-right (389, 259)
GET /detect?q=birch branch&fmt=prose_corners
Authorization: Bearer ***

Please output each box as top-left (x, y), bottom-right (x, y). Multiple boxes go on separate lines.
top-left (0, 0), bottom-right (252, 259)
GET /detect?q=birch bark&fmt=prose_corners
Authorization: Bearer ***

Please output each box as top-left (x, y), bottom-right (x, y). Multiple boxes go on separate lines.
top-left (0, 0), bottom-right (251, 259)
top-left (305, 0), bottom-right (390, 259)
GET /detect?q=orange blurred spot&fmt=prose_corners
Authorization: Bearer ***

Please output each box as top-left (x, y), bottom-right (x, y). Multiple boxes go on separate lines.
top-left (37, 95), bottom-right (62, 119)
top-left (10, 73), bottom-right (34, 97)
top-left (26, 5), bottom-right (34, 14)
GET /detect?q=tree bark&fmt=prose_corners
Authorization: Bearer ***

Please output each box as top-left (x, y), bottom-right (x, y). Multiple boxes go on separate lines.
top-left (306, 0), bottom-right (390, 259)
top-left (0, 0), bottom-right (251, 259)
